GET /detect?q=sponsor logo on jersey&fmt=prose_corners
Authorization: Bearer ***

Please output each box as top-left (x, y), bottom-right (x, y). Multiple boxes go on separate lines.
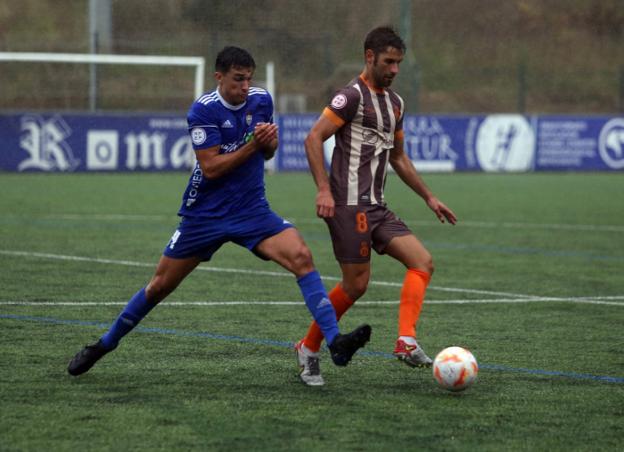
top-left (221, 119), bottom-right (234, 129)
top-left (363, 129), bottom-right (378, 144)
top-left (191, 128), bottom-right (207, 145)
top-left (331, 94), bottom-right (347, 110)
top-left (243, 131), bottom-right (254, 144)
top-left (185, 164), bottom-right (203, 207)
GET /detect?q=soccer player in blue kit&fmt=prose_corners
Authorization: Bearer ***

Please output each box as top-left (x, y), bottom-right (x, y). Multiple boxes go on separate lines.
top-left (68, 46), bottom-right (371, 377)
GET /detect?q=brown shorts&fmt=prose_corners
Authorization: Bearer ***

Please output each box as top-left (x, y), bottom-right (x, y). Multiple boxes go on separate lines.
top-left (324, 205), bottom-right (412, 263)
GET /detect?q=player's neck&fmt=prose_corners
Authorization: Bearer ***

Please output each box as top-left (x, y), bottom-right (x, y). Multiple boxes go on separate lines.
top-left (359, 71), bottom-right (385, 94)
top-left (216, 87), bottom-right (247, 111)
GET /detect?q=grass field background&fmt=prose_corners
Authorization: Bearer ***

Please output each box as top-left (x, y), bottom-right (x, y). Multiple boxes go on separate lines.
top-left (1, 171), bottom-right (623, 451)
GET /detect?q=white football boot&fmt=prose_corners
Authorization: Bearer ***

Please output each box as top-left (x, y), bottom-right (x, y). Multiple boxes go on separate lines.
top-left (393, 338), bottom-right (433, 367)
top-left (295, 340), bottom-right (325, 386)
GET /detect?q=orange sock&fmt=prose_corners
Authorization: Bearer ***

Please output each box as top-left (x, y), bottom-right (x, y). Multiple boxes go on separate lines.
top-left (302, 284), bottom-right (354, 352)
top-left (398, 268), bottom-right (431, 338)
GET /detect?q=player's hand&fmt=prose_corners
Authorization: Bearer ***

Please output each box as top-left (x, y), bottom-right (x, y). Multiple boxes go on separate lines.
top-left (316, 187), bottom-right (335, 218)
top-left (254, 123), bottom-right (278, 148)
top-left (427, 196), bottom-right (457, 225)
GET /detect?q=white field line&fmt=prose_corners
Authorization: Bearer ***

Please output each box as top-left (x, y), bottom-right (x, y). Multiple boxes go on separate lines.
top-left (0, 249), bottom-right (532, 299)
top-left (17, 213), bottom-right (624, 233)
top-left (1, 249), bottom-right (622, 306)
top-left (49, 213), bottom-right (170, 221)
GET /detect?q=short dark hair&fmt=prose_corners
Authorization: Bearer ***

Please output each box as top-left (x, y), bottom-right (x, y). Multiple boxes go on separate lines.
top-left (364, 26), bottom-right (406, 55)
top-left (215, 46), bottom-right (256, 73)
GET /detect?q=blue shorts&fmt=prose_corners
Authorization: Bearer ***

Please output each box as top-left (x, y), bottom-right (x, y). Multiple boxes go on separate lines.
top-left (163, 209), bottom-right (293, 261)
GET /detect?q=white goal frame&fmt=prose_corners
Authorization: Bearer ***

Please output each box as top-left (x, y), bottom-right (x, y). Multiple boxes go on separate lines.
top-left (0, 51), bottom-right (206, 105)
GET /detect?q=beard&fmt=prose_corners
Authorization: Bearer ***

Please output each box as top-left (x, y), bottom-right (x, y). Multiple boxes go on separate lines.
top-left (374, 73), bottom-right (394, 88)
top-left (372, 65), bottom-right (395, 88)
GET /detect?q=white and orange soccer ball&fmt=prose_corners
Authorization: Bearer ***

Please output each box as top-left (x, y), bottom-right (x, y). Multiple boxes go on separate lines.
top-left (433, 346), bottom-right (479, 392)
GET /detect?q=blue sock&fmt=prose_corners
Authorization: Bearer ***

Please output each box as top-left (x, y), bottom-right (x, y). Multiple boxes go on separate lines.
top-left (297, 270), bottom-right (339, 345)
top-left (100, 288), bottom-right (155, 350)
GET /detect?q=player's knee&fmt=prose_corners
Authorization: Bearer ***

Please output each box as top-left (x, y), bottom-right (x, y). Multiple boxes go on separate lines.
top-left (351, 282), bottom-right (368, 300)
top-left (343, 276), bottom-right (369, 301)
top-left (422, 254), bottom-right (435, 275)
top-left (410, 252), bottom-right (434, 275)
top-left (291, 244), bottom-right (315, 273)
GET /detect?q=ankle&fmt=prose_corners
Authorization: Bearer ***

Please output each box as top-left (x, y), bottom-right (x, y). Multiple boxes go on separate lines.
top-left (399, 336), bottom-right (418, 346)
top-left (301, 343), bottom-right (320, 357)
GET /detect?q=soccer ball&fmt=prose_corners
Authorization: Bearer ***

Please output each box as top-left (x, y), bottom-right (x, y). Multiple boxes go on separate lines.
top-left (433, 346), bottom-right (478, 392)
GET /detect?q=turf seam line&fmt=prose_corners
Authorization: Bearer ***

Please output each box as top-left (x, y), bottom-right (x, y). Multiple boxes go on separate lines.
top-left (2, 313), bottom-right (623, 385)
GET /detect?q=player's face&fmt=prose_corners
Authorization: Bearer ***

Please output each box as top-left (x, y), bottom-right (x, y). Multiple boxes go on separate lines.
top-left (369, 47), bottom-right (403, 88)
top-left (216, 66), bottom-right (254, 105)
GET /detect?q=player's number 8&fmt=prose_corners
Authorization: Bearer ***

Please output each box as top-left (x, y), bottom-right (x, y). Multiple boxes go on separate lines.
top-left (355, 212), bottom-right (368, 233)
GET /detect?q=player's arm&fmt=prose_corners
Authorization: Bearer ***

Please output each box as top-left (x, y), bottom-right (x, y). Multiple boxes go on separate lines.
top-left (389, 133), bottom-right (457, 225)
top-left (305, 114), bottom-right (341, 218)
top-left (196, 123), bottom-right (278, 179)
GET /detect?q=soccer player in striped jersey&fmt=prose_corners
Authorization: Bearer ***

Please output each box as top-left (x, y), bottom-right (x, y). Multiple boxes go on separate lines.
top-left (67, 46), bottom-right (371, 377)
top-left (294, 27), bottom-right (457, 386)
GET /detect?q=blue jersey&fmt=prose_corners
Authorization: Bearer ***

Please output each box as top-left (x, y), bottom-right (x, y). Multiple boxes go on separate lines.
top-left (179, 87), bottom-right (274, 218)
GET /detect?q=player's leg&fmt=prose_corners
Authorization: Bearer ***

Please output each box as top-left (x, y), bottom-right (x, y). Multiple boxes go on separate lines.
top-left (102, 255), bottom-right (201, 347)
top-left (294, 262), bottom-right (369, 384)
top-left (301, 262), bottom-right (370, 354)
top-left (297, 204), bottom-right (375, 351)
top-left (255, 228), bottom-right (371, 369)
top-left (68, 215), bottom-right (227, 375)
top-left (383, 233), bottom-right (434, 367)
top-left (67, 255), bottom-right (200, 376)
top-left (290, 207), bottom-right (375, 384)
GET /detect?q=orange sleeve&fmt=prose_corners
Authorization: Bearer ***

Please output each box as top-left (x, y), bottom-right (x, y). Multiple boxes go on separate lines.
top-left (322, 107), bottom-right (346, 127)
top-left (394, 129), bottom-right (404, 140)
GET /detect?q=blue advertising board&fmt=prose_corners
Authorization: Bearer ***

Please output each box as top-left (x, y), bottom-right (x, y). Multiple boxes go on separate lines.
top-left (0, 113), bottom-right (194, 172)
top-left (277, 114), bottom-right (624, 172)
top-left (1, 112), bottom-right (623, 172)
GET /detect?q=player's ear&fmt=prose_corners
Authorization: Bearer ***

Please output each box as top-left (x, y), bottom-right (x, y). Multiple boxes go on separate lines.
top-left (214, 71), bottom-right (223, 84)
top-left (365, 49), bottom-right (375, 66)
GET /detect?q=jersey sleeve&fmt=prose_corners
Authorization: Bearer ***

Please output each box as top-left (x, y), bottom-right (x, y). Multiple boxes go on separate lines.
top-left (392, 92), bottom-right (405, 140)
top-left (262, 92), bottom-right (274, 124)
top-left (187, 102), bottom-right (221, 151)
top-left (322, 86), bottom-right (360, 127)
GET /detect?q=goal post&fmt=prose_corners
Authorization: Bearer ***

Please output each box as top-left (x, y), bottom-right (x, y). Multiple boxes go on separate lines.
top-left (0, 51), bottom-right (206, 102)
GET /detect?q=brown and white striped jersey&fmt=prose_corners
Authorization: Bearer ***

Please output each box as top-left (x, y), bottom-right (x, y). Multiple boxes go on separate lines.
top-left (322, 74), bottom-right (405, 206)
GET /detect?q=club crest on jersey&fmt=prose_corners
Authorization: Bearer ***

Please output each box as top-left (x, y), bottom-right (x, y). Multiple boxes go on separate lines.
top-left (191, 128), bottom-right (207, 145)
top-left (246, 112), bottom-right (253, 125)
top-left (331, 94), bottom-right (347, 109)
